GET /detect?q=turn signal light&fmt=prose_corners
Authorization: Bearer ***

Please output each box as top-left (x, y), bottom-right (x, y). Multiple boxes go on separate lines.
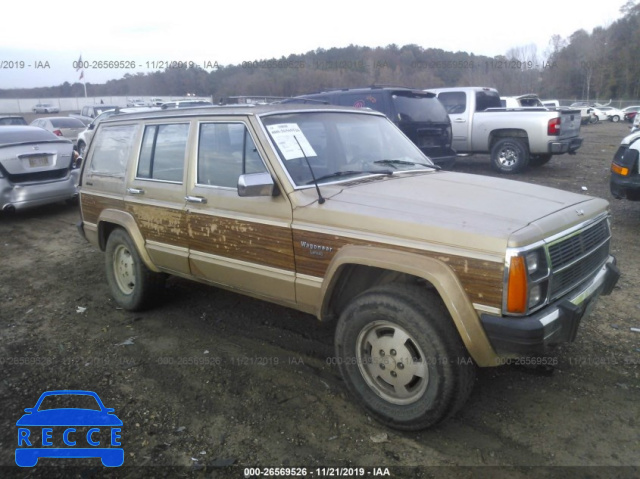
top-left (611, 163), bottom-right (630, 176)
top-left (507, 256), bottom-right (527, 314)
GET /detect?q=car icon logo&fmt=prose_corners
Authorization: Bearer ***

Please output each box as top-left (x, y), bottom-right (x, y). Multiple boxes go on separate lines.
top-left (15, 390), bottom-right (123, 467)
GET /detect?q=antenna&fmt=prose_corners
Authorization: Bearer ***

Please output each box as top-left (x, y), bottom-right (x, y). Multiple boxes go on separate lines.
top-left (293, 136), bottom-right (325, 205)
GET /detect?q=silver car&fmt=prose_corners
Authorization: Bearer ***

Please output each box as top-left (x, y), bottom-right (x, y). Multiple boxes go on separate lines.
top-left (32, 103), bottom-right (60, 114)
top-left (31, 117), bottom-right (86, 147)
top-left (0, 126), bottom-right (78, 213)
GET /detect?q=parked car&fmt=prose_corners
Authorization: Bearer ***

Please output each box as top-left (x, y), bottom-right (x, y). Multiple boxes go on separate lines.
top-left (78, 104), bottom-right (618, 430)
top-left (70, 105), bottom-right (119, 125)
top-left (0, 116), bottom-right (27, 126)
top-left (499, 94), bottom-right (545, 108)
top-left (30, 117), bottom-right (86, 147)
top-left (541, 100), bottom-right (560, 109)
top-left (428, 87), bottom-right (582, 172)
top-left (597, 106), bottom-right (625, 122)
top-left (622, 106), bottom-right (640, 122)
top-left (610, 129), bottom-right (640, 201)
top-left (160, 100), bottom-right (213, 109)
top-left (287, 87), bottom-right (456, 168)
top-left (0, 126), bottom-right (78, 213)
top-left (126, 98), bottom-right (145, 107)
top-left (32, 103), bottom-right (60, 114)
top-left (77, 107), bottom-right (161, 157)
top-left (569, 102), bottom-right (605, 124)
top-left (76, 109), bottom-right (117, 157)
top-left (149, 97), bottom-right (164, 106)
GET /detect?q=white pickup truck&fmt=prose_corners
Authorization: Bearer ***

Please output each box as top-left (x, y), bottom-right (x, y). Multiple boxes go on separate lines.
top-left (427, 87), bottom-right (583, 173)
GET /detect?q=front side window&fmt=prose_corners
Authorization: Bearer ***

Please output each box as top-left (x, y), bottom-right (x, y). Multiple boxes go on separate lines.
top-left (89, 124), bottom-right (138, 176)
top-left (137, 123), bottom-right (189, 182)
top-left (197, 123), bottom-right (267, 188)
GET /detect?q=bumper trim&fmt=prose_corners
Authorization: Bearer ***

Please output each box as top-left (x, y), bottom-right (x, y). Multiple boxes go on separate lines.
top-left (481, 256), bottom-right (619, 355)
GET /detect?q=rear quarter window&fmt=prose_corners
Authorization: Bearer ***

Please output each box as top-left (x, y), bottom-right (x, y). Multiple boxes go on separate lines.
top-left (89, 124), bottom-right (138, 176)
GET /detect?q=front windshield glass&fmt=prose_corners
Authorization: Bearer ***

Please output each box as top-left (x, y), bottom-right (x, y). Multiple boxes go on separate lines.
top-left (261, 111), bottom-right (434, 187)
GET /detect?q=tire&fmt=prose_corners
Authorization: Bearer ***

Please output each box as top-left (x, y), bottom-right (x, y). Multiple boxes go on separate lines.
top-left (105, 228), bottom-right (165, 311)
top-left (529, 154), bottom-right (553, 167)
top-left (77, 141), bottom-right (86, 157)
top-left (334, 284), bottom-right (476, 430)
top-left (611, 115), bottom-right (620, 123)
top-left (490, 137), bottom-right (529, 173)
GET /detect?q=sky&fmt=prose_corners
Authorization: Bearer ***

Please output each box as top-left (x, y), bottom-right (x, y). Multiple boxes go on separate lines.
top-left (0, 0), bottom-right (629, 90)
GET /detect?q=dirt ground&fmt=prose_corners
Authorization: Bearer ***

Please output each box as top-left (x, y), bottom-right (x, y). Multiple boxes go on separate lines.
top-left (0, 120), bottom-right (638, 479)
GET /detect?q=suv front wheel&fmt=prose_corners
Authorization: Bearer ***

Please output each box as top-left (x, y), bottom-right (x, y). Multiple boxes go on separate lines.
top-left (105, 228), bottom-right (165, 311)
top-left (334, 284), bottom-right (475, 430)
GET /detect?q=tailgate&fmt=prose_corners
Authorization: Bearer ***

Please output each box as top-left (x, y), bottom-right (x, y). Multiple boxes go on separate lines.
top-left (558, 109), bottom-right (581, 139)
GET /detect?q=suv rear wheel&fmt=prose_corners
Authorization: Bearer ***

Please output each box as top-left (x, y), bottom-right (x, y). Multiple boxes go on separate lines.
top-left (334, 284), bottom-right (475, 430)
top-left (105, 228), bottom-right (165, 311)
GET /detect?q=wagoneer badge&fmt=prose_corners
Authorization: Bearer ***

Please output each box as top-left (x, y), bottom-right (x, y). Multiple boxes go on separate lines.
top-left (300, 241), bottom-right (333, 257)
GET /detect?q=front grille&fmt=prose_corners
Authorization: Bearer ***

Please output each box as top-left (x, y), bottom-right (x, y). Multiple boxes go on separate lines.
top-left (548, 220), bottom-right (609, 269)
top-left (547, 218), bottom-right (611, 300)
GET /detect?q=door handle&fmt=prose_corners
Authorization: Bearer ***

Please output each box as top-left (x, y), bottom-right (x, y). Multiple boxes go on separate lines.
top-left (127, 187), bottom-right (144, 195)
top-left (454, 118), bottom-right (466, 123)
top-left (186, 196), bottom-right (207, 204)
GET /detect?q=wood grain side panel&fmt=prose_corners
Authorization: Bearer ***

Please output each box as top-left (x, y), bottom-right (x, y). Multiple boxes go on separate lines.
top-left (188, 213), bottom-right (295, 271)
top-left (126, 203), bottom-right (189, 248)
top-left (80, 194), bottom-right (125, 224)
top-left (293, 230), bottom-right (504, 309)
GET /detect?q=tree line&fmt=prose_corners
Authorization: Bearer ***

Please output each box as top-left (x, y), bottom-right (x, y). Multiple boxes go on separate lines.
top-left (2, 3), bottom-right (638, 102)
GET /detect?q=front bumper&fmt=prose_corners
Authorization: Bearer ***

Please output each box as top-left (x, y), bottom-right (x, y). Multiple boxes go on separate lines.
top-left (548, 137), bottom-right (583, 154)
top-left (480, 257), bottom-right (619, 355)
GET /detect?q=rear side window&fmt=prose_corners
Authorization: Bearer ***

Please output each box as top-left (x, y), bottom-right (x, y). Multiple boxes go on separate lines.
top-left (438, 92), bottom-right (467, 114)
top-left (197, 123), bottom-right (267, 188)
top-left (475, 91), bottom-right (501, 111)
top-left (137, 123), bottom-right (189, 182)
top-left (89, 124), bottom-right (138, 176)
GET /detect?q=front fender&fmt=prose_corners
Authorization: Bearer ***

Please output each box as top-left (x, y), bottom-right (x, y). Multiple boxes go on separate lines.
top-left (319, 245), bottom-right (499, 366)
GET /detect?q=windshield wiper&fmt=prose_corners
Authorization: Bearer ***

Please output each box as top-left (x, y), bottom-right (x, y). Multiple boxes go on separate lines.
top-left (374, 159), bottom-right (441, 170)
top-left (306, 169), bottom-right (393, 185)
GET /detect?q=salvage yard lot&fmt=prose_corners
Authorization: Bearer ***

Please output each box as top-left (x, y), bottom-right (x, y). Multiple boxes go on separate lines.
top-left (0, 120), bottom-right (638, 477)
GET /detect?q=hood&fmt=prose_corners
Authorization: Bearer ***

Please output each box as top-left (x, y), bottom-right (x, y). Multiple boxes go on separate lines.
top-left (292, 171), bottom-right (604, 255)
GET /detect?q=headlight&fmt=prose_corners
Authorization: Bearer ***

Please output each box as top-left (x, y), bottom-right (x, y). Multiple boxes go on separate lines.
top-left (505, 247), bottom-right (550, 315)
top-left (525, 250), bottom-right (540, 274)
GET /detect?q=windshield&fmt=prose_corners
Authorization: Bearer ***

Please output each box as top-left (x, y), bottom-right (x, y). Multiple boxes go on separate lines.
top-left (261, 111), bottom-right (435, 187)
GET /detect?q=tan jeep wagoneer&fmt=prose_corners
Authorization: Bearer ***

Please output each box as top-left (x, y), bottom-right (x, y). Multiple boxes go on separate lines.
top-left (77, 104), bottom-right (619, 430)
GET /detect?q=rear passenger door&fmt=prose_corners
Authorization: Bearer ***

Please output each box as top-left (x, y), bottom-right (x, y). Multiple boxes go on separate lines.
top-left (185, 119), bottom-right (296, 303)
top-left (125, 121), bottom-right (192, 275)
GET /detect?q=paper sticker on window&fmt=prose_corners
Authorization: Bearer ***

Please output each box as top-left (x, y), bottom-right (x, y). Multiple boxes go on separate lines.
top-left (267, 124), bottom-right (317, 160)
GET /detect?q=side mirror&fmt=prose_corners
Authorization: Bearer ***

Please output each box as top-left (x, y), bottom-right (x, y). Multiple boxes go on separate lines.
top-left (88, 123), bottom-right (95, 130)
top-left (237, 172), bottom-right (278, 197)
